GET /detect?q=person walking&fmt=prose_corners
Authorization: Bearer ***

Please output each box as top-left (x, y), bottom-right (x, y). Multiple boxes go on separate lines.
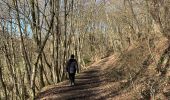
top-left (66, 54), bottom-right (78, 86)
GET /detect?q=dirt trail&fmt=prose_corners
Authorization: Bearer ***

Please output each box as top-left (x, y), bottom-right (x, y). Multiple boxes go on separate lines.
top-left (36, 55), bottom-right (119, 100)
top-left (36, 38), bottom-right (170, 100)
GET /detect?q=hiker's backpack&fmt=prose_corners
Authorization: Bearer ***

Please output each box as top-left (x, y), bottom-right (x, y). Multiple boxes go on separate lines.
top-left (68, 59), bottom-right (77, 73)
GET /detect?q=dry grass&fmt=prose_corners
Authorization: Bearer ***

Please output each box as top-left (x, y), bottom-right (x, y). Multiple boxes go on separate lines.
top-left (36, 37), bottom-right (169, 100)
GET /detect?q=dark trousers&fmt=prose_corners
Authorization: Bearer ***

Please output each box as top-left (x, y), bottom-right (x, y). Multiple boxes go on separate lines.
top-left (68, 73), bottom-right (75, 83)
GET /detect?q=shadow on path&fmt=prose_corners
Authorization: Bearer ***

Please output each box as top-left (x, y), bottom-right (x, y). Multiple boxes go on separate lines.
top-left (36, 67), bottom-right (104, 100)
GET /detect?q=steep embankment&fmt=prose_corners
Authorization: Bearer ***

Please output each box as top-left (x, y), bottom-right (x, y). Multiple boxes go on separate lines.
top-left (36, 37), bottom-right (169, 100)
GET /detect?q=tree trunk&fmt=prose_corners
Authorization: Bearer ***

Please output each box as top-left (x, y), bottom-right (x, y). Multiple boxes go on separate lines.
top-left (0, 61), bottom-right (8, 100)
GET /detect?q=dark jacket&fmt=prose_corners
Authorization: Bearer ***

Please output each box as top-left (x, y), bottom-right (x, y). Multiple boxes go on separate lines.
top-left (66, 59), bottom-right (78, 73)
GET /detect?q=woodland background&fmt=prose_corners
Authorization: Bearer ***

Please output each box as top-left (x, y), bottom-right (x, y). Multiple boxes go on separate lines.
top-left (0, 0), bottom-right (169, 99)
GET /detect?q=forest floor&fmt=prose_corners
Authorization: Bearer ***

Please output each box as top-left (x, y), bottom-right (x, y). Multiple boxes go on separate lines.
top-left (35, 54), bottom-right (124, 100)
top-left (36, 37), bottom-right (170, 100)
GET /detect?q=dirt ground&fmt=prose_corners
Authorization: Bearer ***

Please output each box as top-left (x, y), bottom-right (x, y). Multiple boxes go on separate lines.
top-left (35, 37), bottom-right (170, 100)
top-left (35, 54), bottom-right (124, 100)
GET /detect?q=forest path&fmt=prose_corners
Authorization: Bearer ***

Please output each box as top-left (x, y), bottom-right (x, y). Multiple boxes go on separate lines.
top-left (36, 54), bottom-right (120, 100)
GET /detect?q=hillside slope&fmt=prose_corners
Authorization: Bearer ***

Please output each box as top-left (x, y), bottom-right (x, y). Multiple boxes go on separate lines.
top-left (36, 37), bottom-right (169, 100)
